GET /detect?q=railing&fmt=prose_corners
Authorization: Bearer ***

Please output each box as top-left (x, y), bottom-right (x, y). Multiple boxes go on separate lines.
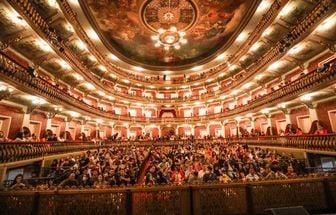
top-left (0, 177), bottom-right (335, 215)
top-left (1, 135), bottom-right (335, 164)
top-left (0, 141), bottom-right (107, 163)
top-left (228, 134), bottom-right (336, 152)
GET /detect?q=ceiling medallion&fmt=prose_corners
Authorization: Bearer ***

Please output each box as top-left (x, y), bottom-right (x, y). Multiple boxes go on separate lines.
top-left (141, 0), bottom-right (198, 50)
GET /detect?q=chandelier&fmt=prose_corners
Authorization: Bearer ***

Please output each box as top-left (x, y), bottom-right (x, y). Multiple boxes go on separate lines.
top-left (141, 0), bottom-right (198, 51)
top-left (151, 26), bottom-right (187, 50)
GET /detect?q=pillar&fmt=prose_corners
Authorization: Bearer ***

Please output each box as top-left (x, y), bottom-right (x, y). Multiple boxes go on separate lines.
top-left (22, 113), bottom-right (30, 128)
top-left (191, 125), bottom-right (195, 136)
top-left (126, 126), bottom-right (130, 138)
top-left (308, 108), bottom-right (319, 122)
top-left (46, 118), bottom-right (52, 130)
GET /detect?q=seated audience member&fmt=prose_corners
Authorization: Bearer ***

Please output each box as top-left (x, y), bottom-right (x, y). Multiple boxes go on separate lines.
top-left (286, 165), bottom-right (298, 178)
top-left (295, 128), bottom-right (303, 136)
top-left (309, 120), bottom-right (328, 135)
top-left (0, 131), bottom-right (8, 142)
top-left (284, 124), bottom-right (296, 135)
top-left (58, 173), bottom-right (79, 187)
top-left (14, 131), bottom-right (25, 142)
top-left (78, 174), bottom-right (93, 187)
top-left (10, 174), bottom-right (26, 189)
top-left (245, 168), bottom-right (260, 181)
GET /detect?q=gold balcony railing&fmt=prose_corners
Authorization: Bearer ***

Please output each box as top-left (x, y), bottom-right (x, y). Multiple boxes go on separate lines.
top-left (0, 141), bottom-right (106, 163)
top-left (1, 135), bottom-right (335, 164)
top-left (0, 177), bottom-right (335, 215)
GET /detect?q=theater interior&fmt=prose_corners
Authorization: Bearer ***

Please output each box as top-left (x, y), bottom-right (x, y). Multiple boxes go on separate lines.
top-left (0, 0), bottom-right (336, 214)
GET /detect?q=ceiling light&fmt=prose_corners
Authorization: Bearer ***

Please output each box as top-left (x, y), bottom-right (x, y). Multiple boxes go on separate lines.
top-left (58, 60), bottom-right (70, 69)
top-left (106, 95), bottom-right (115, 100)
top-left (219, 73), bottom-right (226, 78)
top-left (268, 61), bottom-right (282, 71)
top-left (192, 66), bottom-right (203, 71)
top-left (88, 55), bottom-right (97, 62)
top-left (300, 94), bottom-right (312, 101)
top-left (38, 40), bottom-right (52, 52)
top-left (279, 2), bottom-right (295, 17)
top-left (216, 53), bottom-right (226, 60)
top-left (26, 96), bottom-right (47, 105)
top-left (8, 10), bottom-right (27, 26)
top-left (206, 78), bottom-right (214, 82)
top-left (151, 27), bottom-right (188, 50)
top-left (231, 90), bottom-right (240, 95)
top-left (123, 79), bottom-right (130, 83)
top-left (149, 86), bottom-right (155, 89)
top-left (75, 40), bottom-right (87, 51)
top-left (278, 103), bottom-right (286, 109)
top-left (96, 119), bottom-right (103, 123)
top-left (236, 31), bottom-right (248, 42)
top-left (109, 54), bottom-right (119, 61)
top-left (134, 66), bottom-right (144, 72)
top-left (83, 83), bottom-right (95, 90)
top-left (65, 23), bottom-right (74, 32)
top-left (261, 109), bottom-right (269, 114)
top-left (73, 73), bottom-right (83, 81)
top-left (316, 14), bottom-right (336, 32)
top-left (97, 91), bottom-right (105, 96)
top-left (87, 29), bottom-right (100, 41)
top-left (69, 111), bottom-right (80, 118)
top-left (250, 42), bottom-right (262, 52)
top-left (262, 27), bottom-right (273, 37)
top-left (98, 65), bottom-right (107, 72)
top-left (256, 0), bottom-right (272, 13)
top-left (242, 82), bottom-right (253, 89)
top-left (288, 44), bottom-right (305, 56)
top-left (255, 74), bottom-right (264, 80)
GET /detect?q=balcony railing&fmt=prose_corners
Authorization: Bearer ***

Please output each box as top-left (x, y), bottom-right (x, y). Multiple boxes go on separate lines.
top-left (0, 141), bottom-right (107, 163)
top-left (0, 177), bottom-right (335, 215)
top-left (0, 135), bottom-right (335, 163)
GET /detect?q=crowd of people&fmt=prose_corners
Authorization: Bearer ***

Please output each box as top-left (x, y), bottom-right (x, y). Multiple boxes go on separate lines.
top-left (8, 146), bottom-right (148, 189)
top-left (143, 142), bottom-right (306, 185)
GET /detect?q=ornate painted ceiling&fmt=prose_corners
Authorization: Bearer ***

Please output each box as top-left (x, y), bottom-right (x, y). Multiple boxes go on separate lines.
top-left (82, 0), bottom-right (259, 68)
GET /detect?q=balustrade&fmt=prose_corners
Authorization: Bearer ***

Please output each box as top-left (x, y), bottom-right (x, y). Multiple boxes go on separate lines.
top-left (0, 177), bottom-right (335, 215)
top-left (0, 135), bottom-right (335, 164)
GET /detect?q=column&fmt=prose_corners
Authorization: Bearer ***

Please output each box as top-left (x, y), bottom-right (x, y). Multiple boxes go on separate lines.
top-left (249, 117), bottom-right (255, 130)
top-left (267, 115), bottom-right (273, 135)
top-left (206, 124), bottom-right (210, 136)
top-left (191, 125), bottom-right (195, 136)
top-left (285, 113), bottom-right (291, 124)
top-left (308, 108), bottom-right (319, 122)
top-left (22, 113), bottom-right (30, 128)
top-left (126, 126), bottom-right (130, 138)
top-left (221, 123), bottom-right (225, 138)
top-left (46, 118), bottom-right (52, 130)
top-left (64, 120), bottom-right (70, 140)
top-left (96, 123), bottom-right (99, 139)
top-left (158, 126), bottom-right (161, 137)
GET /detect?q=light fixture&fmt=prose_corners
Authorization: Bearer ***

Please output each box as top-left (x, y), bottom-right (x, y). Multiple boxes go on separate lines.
top-left (151, 27), bottom-right (188, 50)
top-left (141, 0), bottom-right (197, 51)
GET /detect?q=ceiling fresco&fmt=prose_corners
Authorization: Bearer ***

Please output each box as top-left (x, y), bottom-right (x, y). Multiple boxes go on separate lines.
top-left (82, 0), bottom-right (259, 68)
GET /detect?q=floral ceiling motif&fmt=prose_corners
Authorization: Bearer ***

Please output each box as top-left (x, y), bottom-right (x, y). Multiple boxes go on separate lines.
top-left (83, 0), bottom-right (258, 68)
